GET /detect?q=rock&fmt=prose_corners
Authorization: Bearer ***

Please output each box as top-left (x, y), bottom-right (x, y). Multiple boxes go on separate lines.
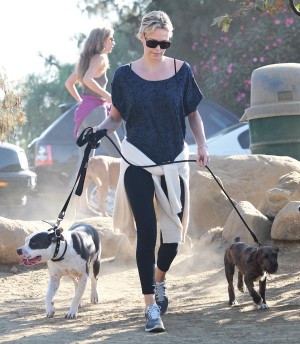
top-left (259, 171), bottom-right (300, 219)
top-left (188, 154), bottom-right (300, 237)
top-left (0, 217), bottom-right (49, 265)
top-left (189, 170), bottom-right (233, 239)
top-left (222, 201), bottom-right (272, 245)
top-left (271, 201), bottom-right (300, 240)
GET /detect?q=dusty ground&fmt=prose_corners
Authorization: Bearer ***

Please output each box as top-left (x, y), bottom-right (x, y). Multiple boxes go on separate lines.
top-left (1, 238), bottom-right (300, 344)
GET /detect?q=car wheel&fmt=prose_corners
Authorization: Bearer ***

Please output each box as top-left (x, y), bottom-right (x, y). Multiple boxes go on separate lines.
top-left (87, 182), bottom-right (115, 216)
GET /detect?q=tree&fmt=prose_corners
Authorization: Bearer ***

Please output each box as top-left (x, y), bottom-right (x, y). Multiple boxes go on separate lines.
top-left (192, 1), bottom-right (300, 115)
top-left (16, 63), bottom-right (75, 146)
top-left (213, 0), bottom-right (300, 32)
top-left (0, 70), bottom-right (26, 141)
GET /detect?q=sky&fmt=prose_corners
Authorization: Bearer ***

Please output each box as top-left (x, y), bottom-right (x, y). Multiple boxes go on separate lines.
top-left (0, 0), bottom-right (107, 84)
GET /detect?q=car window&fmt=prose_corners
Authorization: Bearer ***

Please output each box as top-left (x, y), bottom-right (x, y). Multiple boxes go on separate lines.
top-left (200, 102), bottom-right (239, 137)
top-left (0, 147), bottom-right (21, 171)
top-left (238, 129), bottom-right (250, 149)
top-left (185, 101), bottom-right (239, 144)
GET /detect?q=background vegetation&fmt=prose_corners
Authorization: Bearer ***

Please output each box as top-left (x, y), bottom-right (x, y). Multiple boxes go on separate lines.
top-left (2, 0), bottom-right (300, 149)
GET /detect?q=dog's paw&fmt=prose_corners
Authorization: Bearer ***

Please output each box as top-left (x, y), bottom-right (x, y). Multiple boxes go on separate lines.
top-left (46, 308), bottom-right (55, 318)
top-left (257, 303), bottom-right (269, 310)
top-left (90, 291), bottom-right (99, 304)
top-left (65, 311), bottom-right (78, 319)
top-left (46, 301), bottom-right (55, 318)
top-left (230, 300), bottom-right (239, 307)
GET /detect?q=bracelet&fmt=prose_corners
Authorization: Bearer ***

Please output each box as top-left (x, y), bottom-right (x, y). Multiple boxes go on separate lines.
top-left (198, 144), bottom-right (208, 149)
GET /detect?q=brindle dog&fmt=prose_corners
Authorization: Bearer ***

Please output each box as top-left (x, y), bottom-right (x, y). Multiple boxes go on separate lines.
top-left (224, 237), bottom-right (279, 309)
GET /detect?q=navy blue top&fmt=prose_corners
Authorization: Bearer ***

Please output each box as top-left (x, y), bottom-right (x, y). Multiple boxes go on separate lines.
top-left (111, 61), bottom-right (203, 164)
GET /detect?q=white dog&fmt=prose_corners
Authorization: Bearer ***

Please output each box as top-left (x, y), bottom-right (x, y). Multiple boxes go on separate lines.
top-left (16, 223), bottom-right (101, 319)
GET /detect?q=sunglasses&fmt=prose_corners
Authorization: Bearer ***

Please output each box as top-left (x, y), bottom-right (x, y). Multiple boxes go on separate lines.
top-left (144, 35), bottom-right (171, 49)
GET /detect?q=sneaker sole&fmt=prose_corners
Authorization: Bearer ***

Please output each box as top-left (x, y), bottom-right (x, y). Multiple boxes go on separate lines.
top-left (145, 325), bottom-right (165, 333)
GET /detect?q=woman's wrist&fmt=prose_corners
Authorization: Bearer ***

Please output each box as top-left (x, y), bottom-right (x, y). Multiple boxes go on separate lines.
top-left (197, 144), bottom-right (208, 149)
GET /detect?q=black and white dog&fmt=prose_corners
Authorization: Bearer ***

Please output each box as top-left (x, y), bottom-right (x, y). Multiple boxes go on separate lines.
top-left (16, 223), bottom-right (101, 319)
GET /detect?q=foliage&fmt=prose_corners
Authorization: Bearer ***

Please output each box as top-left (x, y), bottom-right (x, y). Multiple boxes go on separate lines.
top-left (16, 63), bottom-right (75, 146)
top-left (212, 0), bottom-right (295, 32)
top-left (192, 3), bottom-right (300, 115)
top-left (0, 70), bottom-right (26, 141)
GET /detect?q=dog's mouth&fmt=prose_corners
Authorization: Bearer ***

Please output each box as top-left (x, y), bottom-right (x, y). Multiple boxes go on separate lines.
top-left (19, 255), bottom-right (42, 266)
top-left (267, 264), bottom-right (278, 274)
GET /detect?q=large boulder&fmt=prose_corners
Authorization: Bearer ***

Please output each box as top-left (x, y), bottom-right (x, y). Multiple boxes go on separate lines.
top-left (271, 201), bottom-right (300, 240)
top-left (0, 217), bottom-right (48, 265)
top-left (188, 154), bottom-right (300, 237)
top-left (259, 171), bottom-right (300, 219)
top-left (222, 201), bottom-right (272, 245)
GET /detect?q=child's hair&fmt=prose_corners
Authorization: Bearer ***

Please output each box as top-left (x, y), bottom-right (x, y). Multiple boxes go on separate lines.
top-left (76, 27), bottom-right (114, 81)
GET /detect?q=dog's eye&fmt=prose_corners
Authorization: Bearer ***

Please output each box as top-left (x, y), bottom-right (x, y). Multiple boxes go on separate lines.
top-left (30, 241), bottom-right (37, 248)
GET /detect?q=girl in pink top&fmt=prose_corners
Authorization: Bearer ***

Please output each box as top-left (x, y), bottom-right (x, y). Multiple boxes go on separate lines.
top-left (65, 27), bottom-right (121, 156)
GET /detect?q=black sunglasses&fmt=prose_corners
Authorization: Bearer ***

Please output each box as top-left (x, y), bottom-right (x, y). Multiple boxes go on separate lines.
top-left (144, 35), bottom-right (171, 49)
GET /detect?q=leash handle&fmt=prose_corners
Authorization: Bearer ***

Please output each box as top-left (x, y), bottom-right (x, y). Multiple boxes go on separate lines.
top-left (55, 127), bottom-right (107, 223)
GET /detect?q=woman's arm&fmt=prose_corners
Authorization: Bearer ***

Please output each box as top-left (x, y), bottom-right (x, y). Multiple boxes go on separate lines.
top-left (93, 105), bottom-right (123, 134)
top-left (65, 72), bottom-right (82, 103)
top-left (187, 110), bottom-right (210, 167)
top-left (82, 54), bottom-right (112, 103)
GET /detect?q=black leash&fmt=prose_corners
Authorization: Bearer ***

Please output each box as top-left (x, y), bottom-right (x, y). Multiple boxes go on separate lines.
top-left (52, 127), bottom-right (262, 247)
top-left (97, 130), bottom-right (262, 246)
top-left (52, 127), bottom-right (107, 228)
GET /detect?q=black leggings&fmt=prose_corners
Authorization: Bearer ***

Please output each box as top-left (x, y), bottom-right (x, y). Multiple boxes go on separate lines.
top-left (124, 165), bottom-right (185, 295)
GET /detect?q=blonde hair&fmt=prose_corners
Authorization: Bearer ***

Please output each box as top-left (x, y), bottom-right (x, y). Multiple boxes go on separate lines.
top-left (76, 27), bottom-right (114, 81)
top-left (136, 11), bottom-right (174, 40)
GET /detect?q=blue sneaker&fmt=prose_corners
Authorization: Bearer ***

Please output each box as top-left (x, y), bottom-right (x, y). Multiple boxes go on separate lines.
top-left (155, 280), bottom-right (168, 315)
top-left (145, 304), bottom-right (165, 332)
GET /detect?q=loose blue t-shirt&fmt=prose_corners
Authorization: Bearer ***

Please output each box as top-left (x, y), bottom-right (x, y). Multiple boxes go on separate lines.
top-left (111, 61), bottom-right (203, 164)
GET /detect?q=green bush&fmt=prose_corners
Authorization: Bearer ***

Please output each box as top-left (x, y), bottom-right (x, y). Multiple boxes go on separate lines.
top-left (192, 5), bottom-right (300, 116)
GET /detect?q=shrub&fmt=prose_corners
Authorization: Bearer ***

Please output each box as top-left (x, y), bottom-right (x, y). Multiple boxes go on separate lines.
top-left (192, 4), bottom-right (300, 116)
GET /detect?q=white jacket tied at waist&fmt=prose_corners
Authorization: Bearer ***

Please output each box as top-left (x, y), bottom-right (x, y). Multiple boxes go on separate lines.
top-left (113, 139), bottom-right (190, 244)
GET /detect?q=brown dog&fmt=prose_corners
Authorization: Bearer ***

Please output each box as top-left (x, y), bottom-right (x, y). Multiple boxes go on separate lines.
top-left (224, 237), bottom-right (279, 309)
top-left (78, 156), bottom-right (120, 217)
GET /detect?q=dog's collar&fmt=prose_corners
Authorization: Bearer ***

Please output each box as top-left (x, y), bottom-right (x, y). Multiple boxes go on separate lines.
top-left (47, 226), bottom-right (68, 262)
top-left (52, 239), bottom-right (68, 262)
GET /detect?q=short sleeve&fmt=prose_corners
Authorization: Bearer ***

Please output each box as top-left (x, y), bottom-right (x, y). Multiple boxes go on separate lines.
top-left (111, 66), bottom-right (125, 115)
top-left (183, 63), bottom-right (203, 116)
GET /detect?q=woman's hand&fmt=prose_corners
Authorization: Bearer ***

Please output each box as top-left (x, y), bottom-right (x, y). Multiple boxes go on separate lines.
top-left (197, 145), bottom-right (209, 168)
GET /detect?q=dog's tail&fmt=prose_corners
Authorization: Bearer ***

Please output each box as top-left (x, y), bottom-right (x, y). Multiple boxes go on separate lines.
top-left (234, 236), bottom-right (240, 243)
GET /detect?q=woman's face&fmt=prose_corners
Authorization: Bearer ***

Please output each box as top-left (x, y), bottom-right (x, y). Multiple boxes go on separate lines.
top-left (142, 28), bottom-right (171, 59)
top-left (103, 34), bottom-right (115, 54)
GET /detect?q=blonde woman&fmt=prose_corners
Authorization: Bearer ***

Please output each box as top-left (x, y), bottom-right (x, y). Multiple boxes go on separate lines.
top-left (65, 27), bottom-right (121, 156)
top-left (94, 11), bottom-right (209, 332)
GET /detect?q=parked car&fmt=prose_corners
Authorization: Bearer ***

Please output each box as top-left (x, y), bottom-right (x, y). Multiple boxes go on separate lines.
top-left (189, 122), bottom-right (250, 155)
top-left (27, 99), bottom-right (240, 204)
top-left (0, 142), bottom-right (37, 210)
top-left (27, 103), bottom-right (126, 195)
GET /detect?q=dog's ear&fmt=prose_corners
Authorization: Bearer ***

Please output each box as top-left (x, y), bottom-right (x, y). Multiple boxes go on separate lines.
top-left (247, 248), bottom-right (258, 264)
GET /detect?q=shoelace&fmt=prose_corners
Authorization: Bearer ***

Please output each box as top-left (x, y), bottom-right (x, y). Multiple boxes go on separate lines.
top-left (146, 304), bottom-right (160, 320)
top-left (155, 281), bottom-right (166, 302)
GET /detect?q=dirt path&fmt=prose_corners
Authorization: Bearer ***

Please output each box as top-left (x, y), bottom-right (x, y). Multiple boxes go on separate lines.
top-left (1, 240), bottom-right (300, 344)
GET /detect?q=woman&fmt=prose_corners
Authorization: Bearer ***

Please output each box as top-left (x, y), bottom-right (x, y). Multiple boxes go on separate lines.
top-left (94, 11), bottom-right (209, 332)
top-left (65, 26), bottom-right (121, 157)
